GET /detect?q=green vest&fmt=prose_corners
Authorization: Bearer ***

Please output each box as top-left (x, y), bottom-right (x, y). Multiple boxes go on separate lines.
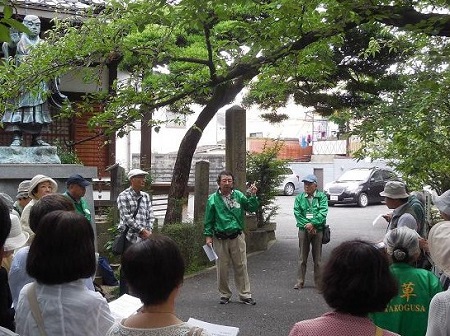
top-left (370, 263), bottom-right (442, 336)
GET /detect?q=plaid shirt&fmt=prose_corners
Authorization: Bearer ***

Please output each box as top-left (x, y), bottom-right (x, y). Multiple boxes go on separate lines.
top-left (117, 187), bottom-right (154, 244)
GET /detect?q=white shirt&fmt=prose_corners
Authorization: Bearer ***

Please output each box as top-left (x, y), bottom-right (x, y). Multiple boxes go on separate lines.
top-left (9, 247), bottom-right (95, 308)
top-left (16, 280), bottom-right (114, 336)
top-left (426, 288), bottom-right (450, 336)
top-left (106, 321), bottom-right (211, 336)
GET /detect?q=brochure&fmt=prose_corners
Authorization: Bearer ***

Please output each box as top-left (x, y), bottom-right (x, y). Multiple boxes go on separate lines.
top-left (187, 317), bottom-right (239, 336)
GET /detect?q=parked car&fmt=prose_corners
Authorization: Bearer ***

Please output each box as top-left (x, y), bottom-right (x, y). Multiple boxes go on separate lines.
top-left (276, 167), bottom-right (301, 196)
top-left (324, 167), bottom-right (399, 207)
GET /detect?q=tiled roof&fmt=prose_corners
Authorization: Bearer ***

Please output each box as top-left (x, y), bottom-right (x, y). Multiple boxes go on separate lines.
top-left (9, 0), bottom-right (104, 18)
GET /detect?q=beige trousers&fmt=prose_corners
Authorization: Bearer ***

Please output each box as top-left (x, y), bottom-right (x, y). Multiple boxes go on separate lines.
top-left (214, 233), bottom-right (252, 300)
top-left (297, 229), bottom-right (323, 287)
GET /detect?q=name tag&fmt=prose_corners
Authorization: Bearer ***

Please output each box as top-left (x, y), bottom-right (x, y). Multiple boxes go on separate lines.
top-left (306, 213), bottom-right (313, 219)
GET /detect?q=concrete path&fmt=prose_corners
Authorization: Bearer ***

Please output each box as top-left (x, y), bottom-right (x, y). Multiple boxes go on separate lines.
top-left (175, 197), bottom-right (388, 335)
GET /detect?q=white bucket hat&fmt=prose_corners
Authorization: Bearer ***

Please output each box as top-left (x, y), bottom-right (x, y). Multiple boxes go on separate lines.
top-left (433, 190), bottom-right (450, 217)
top-left (28, 174), bottom-right (58, 200)
top-left (127, 169), bottom-right (149, 180)
top-left (4, 214), bottom-right (29, 251)
top-left (380, 181), bottom-right (409, 199)
top-left (428, 221), bottom-right (450, 277)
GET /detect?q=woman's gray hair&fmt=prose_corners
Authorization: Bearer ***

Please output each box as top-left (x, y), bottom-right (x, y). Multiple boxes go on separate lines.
top-left (384, 227), bottom-right (420, 262)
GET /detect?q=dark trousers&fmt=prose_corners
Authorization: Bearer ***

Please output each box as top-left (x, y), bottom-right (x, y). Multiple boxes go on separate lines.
top-left (119, 239), bottom-right (133, 296)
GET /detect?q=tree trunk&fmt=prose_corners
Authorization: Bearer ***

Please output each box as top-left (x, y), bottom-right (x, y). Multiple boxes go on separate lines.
top-left (164, 77), bottom-right (251, 224)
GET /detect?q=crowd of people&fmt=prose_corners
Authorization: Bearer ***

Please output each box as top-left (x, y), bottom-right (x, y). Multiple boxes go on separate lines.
top-left (1, 169), bottom-right (450, 336)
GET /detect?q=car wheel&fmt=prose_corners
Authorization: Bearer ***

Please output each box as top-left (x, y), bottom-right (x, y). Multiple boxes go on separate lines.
top-left (284, 183), bottom-right (295, 196)
top-left (357, 193), bottom-right (369, 207)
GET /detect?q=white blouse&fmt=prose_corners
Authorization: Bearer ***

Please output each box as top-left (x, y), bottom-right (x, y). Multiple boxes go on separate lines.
top-left (16, 280), bottom-right (114, 336)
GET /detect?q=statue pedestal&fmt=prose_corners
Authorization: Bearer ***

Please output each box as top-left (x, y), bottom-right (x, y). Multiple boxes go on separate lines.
top-left (0, 146), bottom-right (61, 164)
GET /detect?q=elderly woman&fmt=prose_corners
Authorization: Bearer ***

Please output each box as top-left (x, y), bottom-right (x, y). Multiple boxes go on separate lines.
top-left (370, 227), bottom-right (442, 336)
top-left (20, 174), bottom-right (57, 241)
top-left (15, 211), bottom-right (114, 335)
top-left (289, 240), bottom-right (399, 336)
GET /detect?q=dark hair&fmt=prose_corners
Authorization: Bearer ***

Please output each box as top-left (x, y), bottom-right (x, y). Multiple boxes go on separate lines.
top-left (29, 194), bottom-right (75, 233)
top-left (122, 234), bottom-right (185, 305)
top-left (0, 198), bottom-right (11, 248)
top-left (27, 210), bottom-right (96, 284)
top-left (321, 240), bottom-right (398, 316)
top-left (217, 170), bottom-right (234, 184)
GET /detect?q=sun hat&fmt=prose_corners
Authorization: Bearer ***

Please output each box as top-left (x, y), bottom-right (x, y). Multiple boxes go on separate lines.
top-left (301, 174), bottom-right (318, 184)
top-left (16, 180), bottom-right (31, 199)
top-left (66, 174), bottom-right (90, 187)
top-left (433, 190), bottom-right (450, 217)
top-left (0, 193), bottom-right (14, 211)
top-left (127, 169), bottom-right (149, 180)
top-left (28, 174), bottom-right (58, 199)
top-left (428, 221), bottom-right (450, 277)
top-left (380, 181), bottom-right (409, 199)
top-left (4, 214), bottom-right (29, 251)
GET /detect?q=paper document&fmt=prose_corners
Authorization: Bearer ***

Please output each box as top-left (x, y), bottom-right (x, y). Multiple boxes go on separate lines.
top-left (188, 318), bottom-right (239, 336)
top-left (108, 294), bottom-right (142, 320)
top-left (203, 244), bottom-right (218, 261)
top-left (372, 214), bottom-right (387, 227)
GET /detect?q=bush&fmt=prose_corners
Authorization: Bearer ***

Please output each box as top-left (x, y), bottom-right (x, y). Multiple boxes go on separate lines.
top-left (246, 140), bottom-right (289, 227)
top-left (158, 221), bottom-right (211, 274)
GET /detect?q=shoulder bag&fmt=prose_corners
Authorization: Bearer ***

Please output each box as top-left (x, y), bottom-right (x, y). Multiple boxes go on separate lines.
top-left (27, 283), bottom-right (48, 336)
top-left (112, 196), bottom-right (142, 255)
top-left (322, 224), bottom-right (331, 244)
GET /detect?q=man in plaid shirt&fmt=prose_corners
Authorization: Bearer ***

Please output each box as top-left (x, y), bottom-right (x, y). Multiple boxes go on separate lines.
top-left (117, 168), bottom-right (154, 294)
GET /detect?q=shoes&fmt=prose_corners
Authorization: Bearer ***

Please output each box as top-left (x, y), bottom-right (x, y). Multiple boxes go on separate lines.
top-left (219, 297), bottom-right (230, 304)
top-left (294, 282), bottom-right (304, 290)
top-left (240, 298), bottom-right (256, 305)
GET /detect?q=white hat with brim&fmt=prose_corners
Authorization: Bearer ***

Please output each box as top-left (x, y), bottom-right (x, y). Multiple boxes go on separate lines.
top-left (380, 181), bottom-right (409, 199)
top-left (4, 214), bottom-right (29, 251)
top-left (433, 190), bottom-right (450, 216)
top-left (127, 169), bottom-right (149, 180)
top-left (428, 221), bottom-right (450, 277)
top-left (28, 174), bottom-right (58, 200)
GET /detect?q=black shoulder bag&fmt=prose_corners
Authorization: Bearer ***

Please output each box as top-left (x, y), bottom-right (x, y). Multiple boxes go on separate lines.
top-left (112, 196), bottom-right (142, 255)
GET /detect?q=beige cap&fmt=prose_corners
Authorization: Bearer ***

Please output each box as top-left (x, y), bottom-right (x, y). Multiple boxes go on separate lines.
top-left (127, 169), bottom-right (148, 180)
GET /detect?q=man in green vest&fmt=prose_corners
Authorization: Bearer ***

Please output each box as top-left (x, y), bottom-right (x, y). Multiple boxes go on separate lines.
top-left (63, 174), bottom-right (91, 221)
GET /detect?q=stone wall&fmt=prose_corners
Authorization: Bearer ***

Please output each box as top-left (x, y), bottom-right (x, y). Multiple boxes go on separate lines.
top-left (151, 153), bottom-right (226, 194)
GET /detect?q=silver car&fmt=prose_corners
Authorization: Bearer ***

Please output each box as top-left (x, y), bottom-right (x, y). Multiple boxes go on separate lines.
top-left (277, 168), bottom-right (301, 196)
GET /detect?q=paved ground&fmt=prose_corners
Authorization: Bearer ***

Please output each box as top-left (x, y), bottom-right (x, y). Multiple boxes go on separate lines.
top-left (175, 197), bottom-right (389, 335)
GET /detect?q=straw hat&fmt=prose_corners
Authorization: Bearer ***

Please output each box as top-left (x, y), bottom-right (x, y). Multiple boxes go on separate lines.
top-left (4, 214), bottom-right (29, 251)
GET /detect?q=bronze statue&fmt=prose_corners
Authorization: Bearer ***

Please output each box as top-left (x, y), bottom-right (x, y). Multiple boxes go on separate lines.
top-left (1, 15), bottom-right (65, 147)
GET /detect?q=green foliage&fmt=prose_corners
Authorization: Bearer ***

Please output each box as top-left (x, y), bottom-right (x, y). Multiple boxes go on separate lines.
top-left (158, 221), bottom-right (211, 274)
top-left (0, 3), bottom-right (30, 42)
top-left (1, 0), bottom-right (450, 220)
top-left (53, 139), bottom-right (84, 164)
top-left (246, 141), bottom-right (289, 227)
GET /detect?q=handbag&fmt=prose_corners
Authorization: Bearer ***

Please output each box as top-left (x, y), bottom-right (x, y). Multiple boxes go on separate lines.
top-left (322, 224), bottom-right (331, 244)
top-left (112, 196), bottom-right (142, 255)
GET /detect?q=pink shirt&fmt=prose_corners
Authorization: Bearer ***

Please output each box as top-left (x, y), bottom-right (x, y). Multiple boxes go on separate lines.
top-left (289, 312), bottom-right (399, 336)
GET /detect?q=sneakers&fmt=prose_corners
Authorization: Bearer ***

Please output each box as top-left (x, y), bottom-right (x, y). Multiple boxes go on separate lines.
top-left (240, 298), bottom-right (256, 305)
top-left (219, 297), bottom-right (230, 304)
top-left (293, 282), bottom-right (304, 290)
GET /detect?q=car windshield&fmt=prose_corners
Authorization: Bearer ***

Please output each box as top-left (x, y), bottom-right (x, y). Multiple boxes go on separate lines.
top-left (337, 169), bottom-right (371, 182)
